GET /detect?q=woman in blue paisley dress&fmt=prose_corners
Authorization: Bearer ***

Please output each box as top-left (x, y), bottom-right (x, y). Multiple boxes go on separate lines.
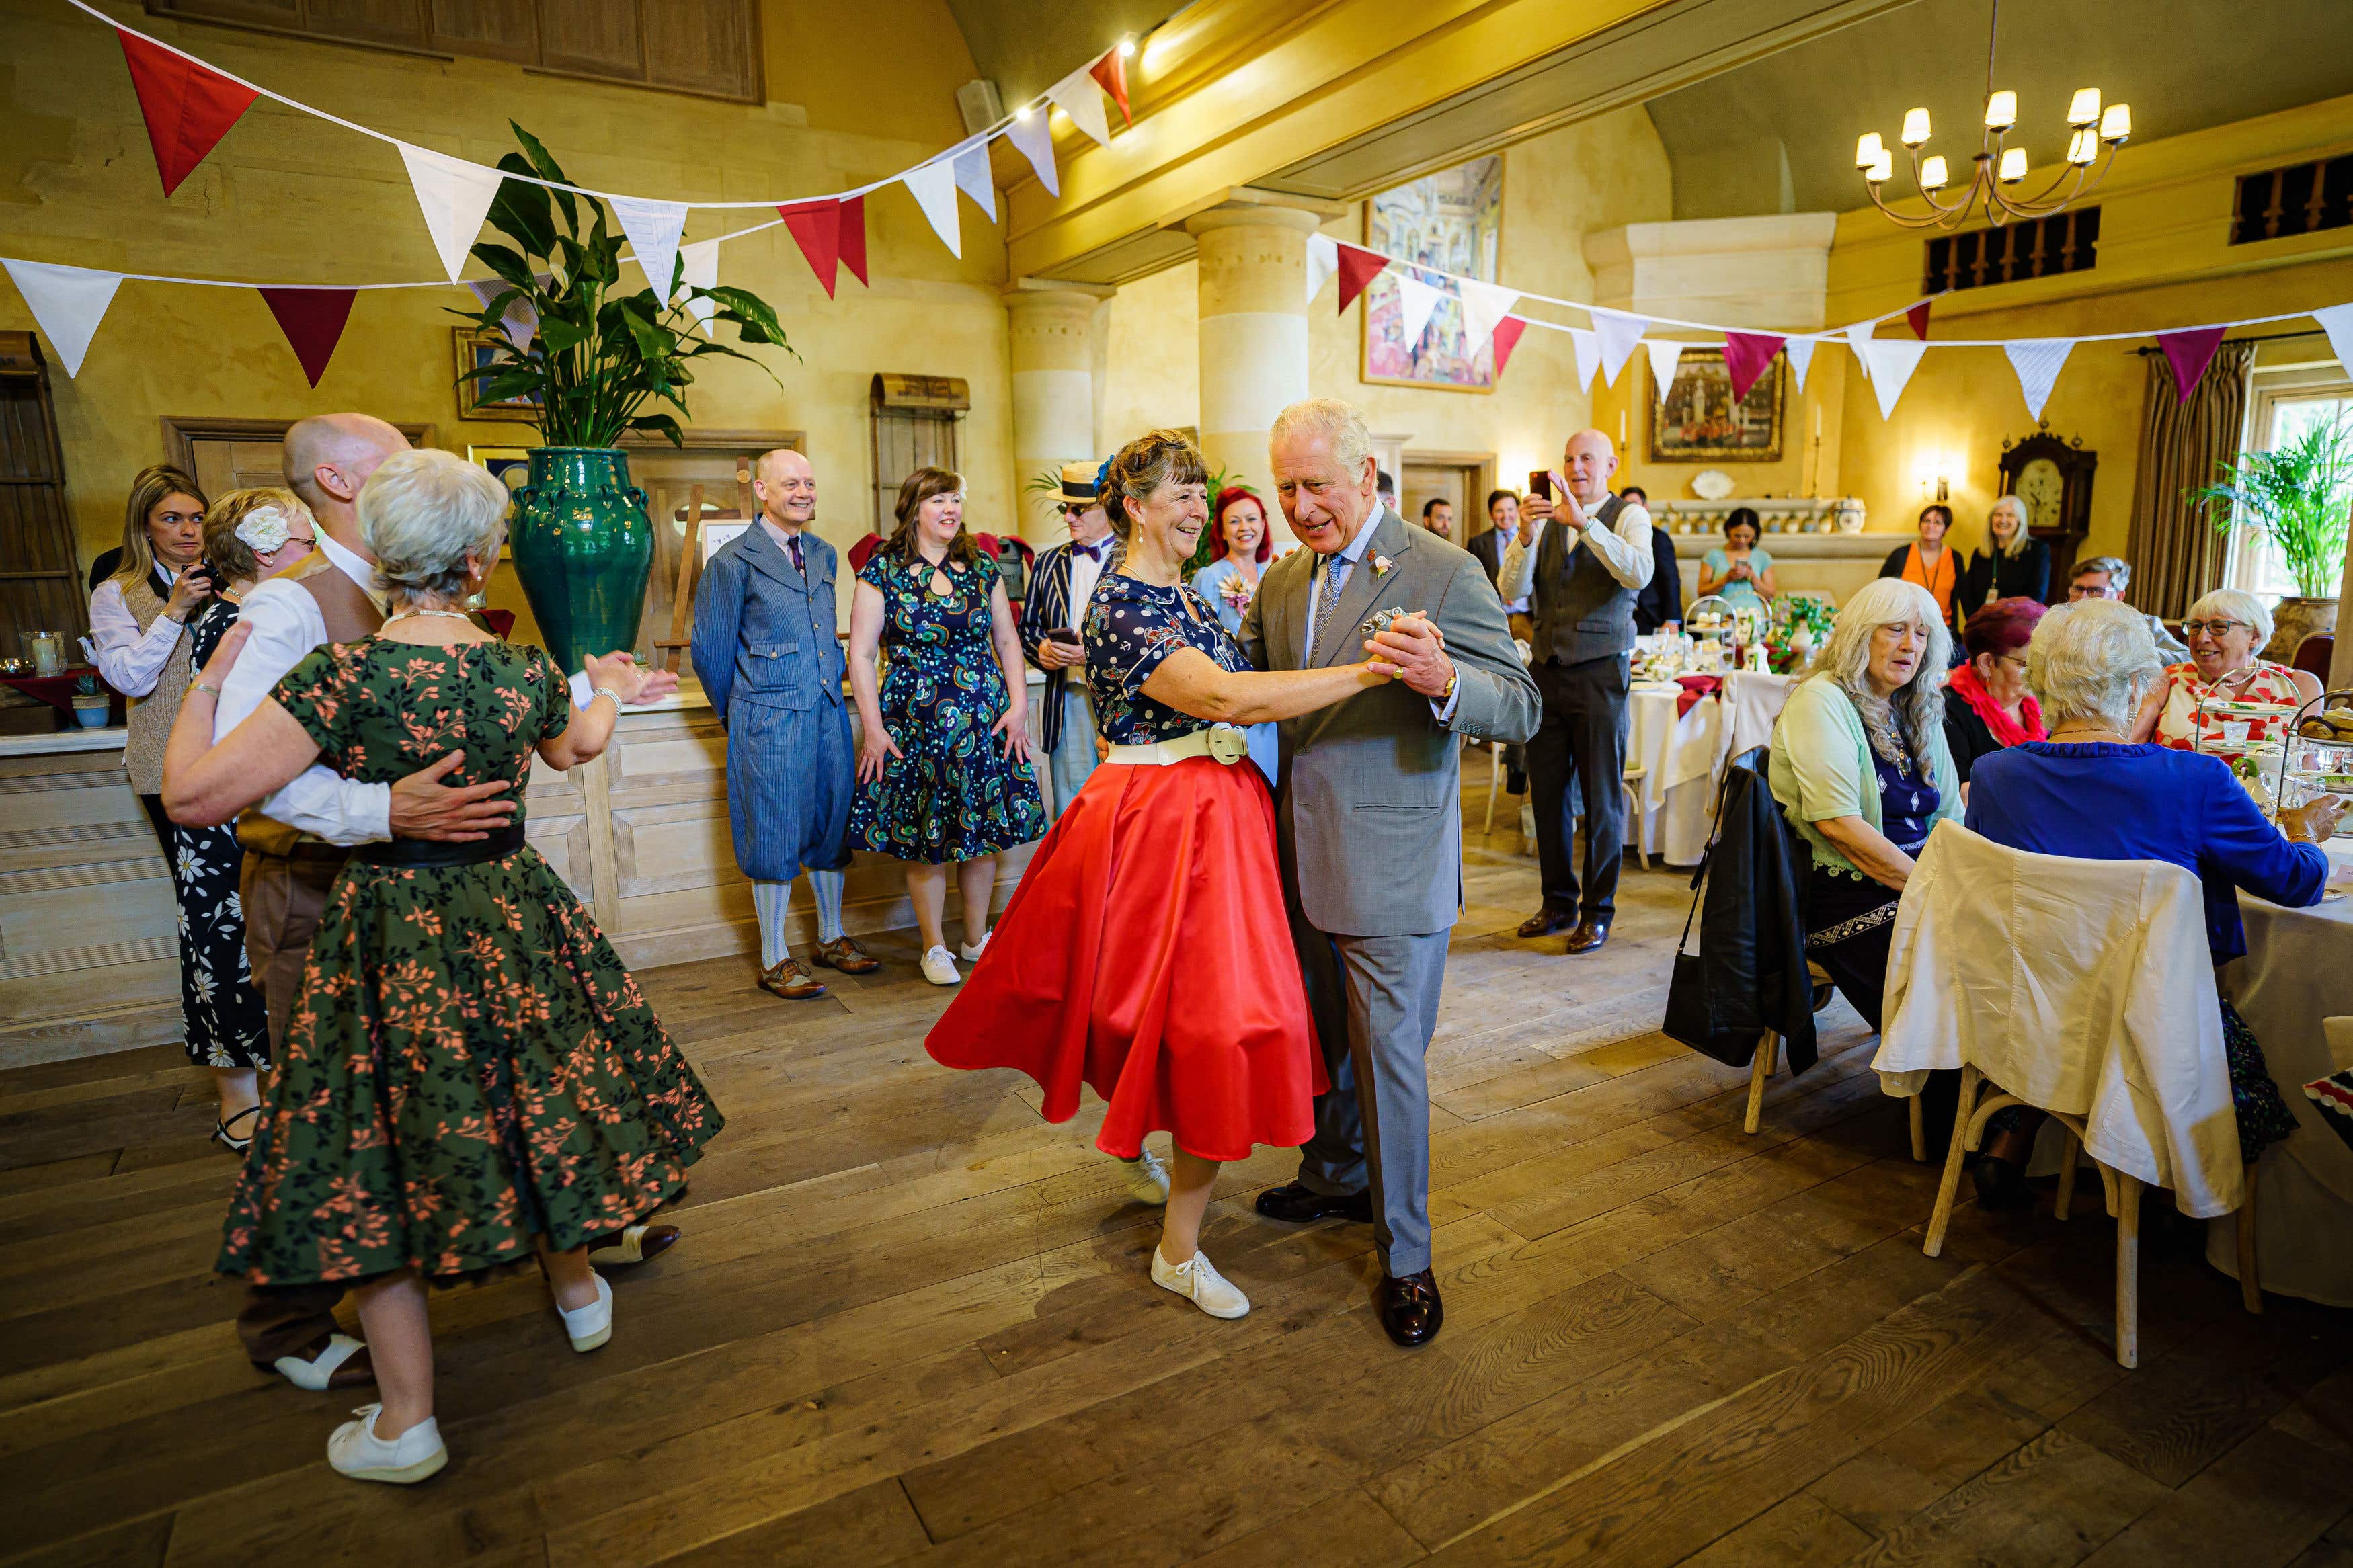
top-left (848, 468), bottom-right (1049, 987)
top-left (927, 430), bottom-right (1395, 1322)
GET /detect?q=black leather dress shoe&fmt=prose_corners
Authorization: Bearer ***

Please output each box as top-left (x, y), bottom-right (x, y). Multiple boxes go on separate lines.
top-left (1379, 1269), bottom-right (1444, 1347)
top-left (1254, 1183), bottom-right (1373, 1224)
top-left (1517, 905), bottom-right (1577, 939)
top-left (1565, 920), bottom-right (1610, 955)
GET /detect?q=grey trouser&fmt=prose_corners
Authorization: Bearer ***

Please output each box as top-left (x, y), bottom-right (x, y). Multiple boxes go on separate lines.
top-left (1047, 684), bottom-right (1100, 818)
top-left (1291, 922), bottom-right (1449, 1277)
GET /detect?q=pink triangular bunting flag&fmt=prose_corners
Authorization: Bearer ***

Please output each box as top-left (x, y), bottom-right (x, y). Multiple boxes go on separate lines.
top-left (2159, 326), bottom-right (2227, 401)
top-left (1334, 243), bottom-right (1388, 314)
top-left (839, 196), bottom-right (869, 287)
top-left (259, 288), bottom-right (355, 388)
top-left (779, 198), bottom-right (842, 298)
top-left (1088, 50), bottom-right (1131, 128)
top-left (1723, 332), bottom-right (1785, 401)
top-left (1907, 300), bottom-right (1933, 341)
top-left (1491, 315), bottom-right (1527, 377)
top-left (118, 29), bottom-right (259, 198)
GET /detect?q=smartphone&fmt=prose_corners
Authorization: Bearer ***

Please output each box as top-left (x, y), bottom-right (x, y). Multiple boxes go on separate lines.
top-left (1045, 627), bottom-right (1082, 648)
top-left (1527, 470), bottom-right (1552, 500)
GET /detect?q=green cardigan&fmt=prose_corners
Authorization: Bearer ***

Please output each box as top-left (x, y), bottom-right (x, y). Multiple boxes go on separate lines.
top-left (1767, 673), bottom-right (1962, 877)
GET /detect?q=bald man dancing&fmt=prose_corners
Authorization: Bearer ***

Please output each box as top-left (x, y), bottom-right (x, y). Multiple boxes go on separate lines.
top-left (1496, 431), bottom-right (1655, 956)
top-left (693, 448), bottom-right (875, 998)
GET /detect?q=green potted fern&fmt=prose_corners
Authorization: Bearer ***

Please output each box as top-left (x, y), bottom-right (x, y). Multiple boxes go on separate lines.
top-left (2197, 407), bottom-right (2353, 661)
top-left (456, 124), bottom-right (792, 671)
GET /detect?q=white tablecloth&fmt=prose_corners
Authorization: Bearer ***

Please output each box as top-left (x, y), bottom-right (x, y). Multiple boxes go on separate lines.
top-left (2209, 837), bottom-right (2353, 1305)
top-left (1626, 683), bottom-right (1721, 866)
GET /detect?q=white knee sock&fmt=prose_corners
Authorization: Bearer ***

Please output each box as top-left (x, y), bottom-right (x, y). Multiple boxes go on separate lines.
top-left (751, 880), bottom-right (793, 968)
top-left (810, 869), bottom-right (846, 944)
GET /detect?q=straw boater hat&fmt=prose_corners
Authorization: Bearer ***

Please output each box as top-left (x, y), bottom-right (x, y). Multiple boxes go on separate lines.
top-left (1053, 460), bottom-right (1103, 508)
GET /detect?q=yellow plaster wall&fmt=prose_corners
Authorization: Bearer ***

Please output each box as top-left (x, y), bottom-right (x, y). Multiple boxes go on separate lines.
top-left (0, 0), bottom-right (1008, 642)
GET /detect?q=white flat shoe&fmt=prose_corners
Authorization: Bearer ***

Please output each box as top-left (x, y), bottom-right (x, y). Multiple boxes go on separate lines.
top-left (959, 931), bottom-right (991, 963)
top-left (920, 946), bottom-right (961, 986)
top-left (556, 1273), bottom-right (613, 1352)
top-left (327, 1403), bottom-right (446, 1484)
top-left (274, 1331), bottom-right (367, 1392)
top-left (1116, 1149), bottom-right (1170, 1206)
top-left (1152, 1246), bottom-right (1250, 1319)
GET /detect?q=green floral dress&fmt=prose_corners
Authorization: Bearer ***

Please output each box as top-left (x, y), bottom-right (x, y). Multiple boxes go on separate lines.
top-left (217, 638), bottom-right (724, 1286)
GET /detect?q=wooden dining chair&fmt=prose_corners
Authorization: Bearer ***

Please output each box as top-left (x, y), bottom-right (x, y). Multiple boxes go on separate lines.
top-left (1743, 1021), bottom-right (1927, 1162)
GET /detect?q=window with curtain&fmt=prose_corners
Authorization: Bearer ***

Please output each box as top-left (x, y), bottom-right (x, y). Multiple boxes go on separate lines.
top-left (2228, 386), bottom-right (2353, 599)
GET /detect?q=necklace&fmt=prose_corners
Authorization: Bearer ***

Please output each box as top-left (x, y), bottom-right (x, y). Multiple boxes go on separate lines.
top-left (384, 608), bottom-right (473, 624)
top-left (2048, 724), bottom-right (2125, 743)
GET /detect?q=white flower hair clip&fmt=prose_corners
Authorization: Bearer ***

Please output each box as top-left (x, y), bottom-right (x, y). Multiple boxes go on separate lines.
top-left (234, 505), bottom-right (292, 554)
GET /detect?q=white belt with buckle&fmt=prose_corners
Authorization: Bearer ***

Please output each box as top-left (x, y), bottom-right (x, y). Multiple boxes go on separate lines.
top-left (1103, 725), bottom-right (1247, 766)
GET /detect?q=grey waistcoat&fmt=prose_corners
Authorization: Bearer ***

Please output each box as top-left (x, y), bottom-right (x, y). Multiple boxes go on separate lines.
top-left (1531, 492), bottom-right (1632, 665)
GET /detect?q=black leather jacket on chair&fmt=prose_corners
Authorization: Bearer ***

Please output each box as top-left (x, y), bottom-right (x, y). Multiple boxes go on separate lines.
top-left (1664, 749), bottom-right (1819, 1073)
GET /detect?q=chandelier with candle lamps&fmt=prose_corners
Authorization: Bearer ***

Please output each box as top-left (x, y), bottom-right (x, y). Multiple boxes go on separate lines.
top-left (1852, 1), bottom-right (2130, 231)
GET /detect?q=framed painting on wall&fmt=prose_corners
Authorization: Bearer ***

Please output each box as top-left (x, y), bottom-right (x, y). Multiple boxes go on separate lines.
top-left (1650, 349), bottom-right (1784, 462)
top-left (1361, 155), bottom-right (1504, 393)
top-left (454, 327), bottom-right (541, 422)
top-left (466, 444), bottom-right (531, 556)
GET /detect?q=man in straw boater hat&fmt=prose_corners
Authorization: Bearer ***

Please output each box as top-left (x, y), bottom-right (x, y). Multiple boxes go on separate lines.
top-left (1019, 458), bottom-right (1117, 817)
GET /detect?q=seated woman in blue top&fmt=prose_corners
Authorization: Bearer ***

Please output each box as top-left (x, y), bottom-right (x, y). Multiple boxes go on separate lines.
top-left (1964, 598), bottom-right (2343, 1207)
top-left (1696, 507), bottom-right (1776, 614)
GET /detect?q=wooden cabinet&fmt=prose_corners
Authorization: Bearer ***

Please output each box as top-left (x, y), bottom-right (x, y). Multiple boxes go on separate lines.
top-left (147, 0), bottom-right (762, 103)
top-left (0, 333), bottom-right (81, 663)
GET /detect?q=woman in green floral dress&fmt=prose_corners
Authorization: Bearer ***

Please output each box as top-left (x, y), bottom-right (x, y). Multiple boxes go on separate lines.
top-left (164, 449), bottom-right (721, 1485)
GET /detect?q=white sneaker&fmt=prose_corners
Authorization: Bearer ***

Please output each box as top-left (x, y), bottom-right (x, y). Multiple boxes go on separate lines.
top-left (555, 1273), bottom-right (613, 1352)
top-left (1116, 1148), bottom-right (1170, 1205)
top-left (920, 946), bottom-right (961, 986)
top-left (1151, 1246), bottom-right (1250, 1319)
top-left (958, 930), bottom-right (991, 963)
top-left (274, 1331), bottom-right (366, 1391)
top-left (327, 1403), bottom-right (447, 1484)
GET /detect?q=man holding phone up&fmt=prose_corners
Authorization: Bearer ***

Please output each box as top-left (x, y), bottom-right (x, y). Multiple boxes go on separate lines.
top-left (1496, 431), bottom-right (1654, 956)
top-left (1019, 459), bottom-right (1115, 816)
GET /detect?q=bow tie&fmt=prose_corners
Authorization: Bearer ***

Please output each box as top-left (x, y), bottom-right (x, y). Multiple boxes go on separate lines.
top-left (1076, 540), bottom-right (1107, 563)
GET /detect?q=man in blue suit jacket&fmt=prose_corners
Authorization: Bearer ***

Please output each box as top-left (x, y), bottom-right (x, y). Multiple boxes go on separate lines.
top-left (1018, 459), bottom-right (1114, 816)
top-left (692, 448), bottom-right (879, 999)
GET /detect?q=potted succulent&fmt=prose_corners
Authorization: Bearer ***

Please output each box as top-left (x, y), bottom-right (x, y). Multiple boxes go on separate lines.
top-left (456, 124), bottom-right (791, 672)
top-left (2196, 407), bottom-right (2352, 663)
top-left (70, 673), bottom-right (109, 729)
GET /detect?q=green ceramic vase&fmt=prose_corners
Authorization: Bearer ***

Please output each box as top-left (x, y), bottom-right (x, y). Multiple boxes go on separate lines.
top-left (508, 447), bottom-right (653, 674)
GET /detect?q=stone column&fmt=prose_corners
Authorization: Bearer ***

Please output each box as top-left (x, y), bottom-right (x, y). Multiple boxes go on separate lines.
top-left (1004, 279), bottom-right (1112, 543)
top-left (1185, 203), bottom-right (1327, 502)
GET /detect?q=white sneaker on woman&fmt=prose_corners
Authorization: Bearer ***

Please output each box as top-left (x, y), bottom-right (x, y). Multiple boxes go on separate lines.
top-left (327, 1403), bottom-right (447, 1484)
top-left (1117, 1148), bottom-right (1170, 1205)
top-left (920, 946), bottom-right (961, 986)
top-left (958, 930), bottom-right (991, 963)
top-left (1151, 1246), bottom-right (1250, 1319)
top-left (555, 1273), bottom-right (613, 1352)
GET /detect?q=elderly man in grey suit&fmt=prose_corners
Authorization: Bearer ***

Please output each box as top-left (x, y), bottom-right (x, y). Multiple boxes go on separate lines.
top-left (1238, 398), bottom-right (1541, 1347)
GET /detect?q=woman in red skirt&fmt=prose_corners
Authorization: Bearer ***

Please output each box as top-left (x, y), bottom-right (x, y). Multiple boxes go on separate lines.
top-left (928, 430), bottom-right (1390, 1319)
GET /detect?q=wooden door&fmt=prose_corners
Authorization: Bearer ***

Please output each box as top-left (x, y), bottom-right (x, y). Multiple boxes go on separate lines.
top-left (1402, 460), bottom-right (1480, 546)
top-left (162, 417), bottom-right (437, 507)
top-left (0, 334), bottom-right (77, 661)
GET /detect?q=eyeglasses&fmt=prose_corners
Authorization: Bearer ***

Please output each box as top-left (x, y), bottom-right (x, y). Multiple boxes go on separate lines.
top-left (2182, 619), bottom-right (2250, 636)
top-left (1997, 653), bottom-right (2028, 670)
top-left (2068, 582), bottom-right (2120, 600)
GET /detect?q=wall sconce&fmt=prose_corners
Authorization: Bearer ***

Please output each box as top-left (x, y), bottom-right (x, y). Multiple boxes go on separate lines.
top-left (1917, 463), bottom-right (1950, 503)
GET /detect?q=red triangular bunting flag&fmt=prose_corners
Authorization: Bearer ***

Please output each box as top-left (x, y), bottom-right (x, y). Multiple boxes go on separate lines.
top-left (1088, 51), bottom-right (1132, 128)
top-left (777, 198), bottom-right (843, 299)
top-left (2158, 325), bottom-right (2227, 401)
top-left (838, 195), bottom-right (869, 288)
top-left (118, 30), bottom-right (259, 198)
top-left (1335, 244), bottom-right (1388, 315)
top-left (1490, 315), bottom-right (1528, 378)
top-left (1906, 300), bottom-right (1933, 341)
top-left (1723, 332), bottom-right (1785, 401)
top-left (258, 288), bottom-right (354, 388)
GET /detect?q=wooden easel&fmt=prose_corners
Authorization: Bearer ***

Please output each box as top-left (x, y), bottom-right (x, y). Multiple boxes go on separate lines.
top-left (652, 476), bottom-right (757, 673)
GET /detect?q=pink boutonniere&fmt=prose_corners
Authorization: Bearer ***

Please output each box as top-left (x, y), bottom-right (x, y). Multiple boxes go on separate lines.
top-left (1371, 554), bottom-right (1396, 579)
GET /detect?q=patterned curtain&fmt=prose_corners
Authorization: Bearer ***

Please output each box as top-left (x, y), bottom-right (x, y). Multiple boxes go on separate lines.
top-left (2123, 339), bottom-right (2255, 620)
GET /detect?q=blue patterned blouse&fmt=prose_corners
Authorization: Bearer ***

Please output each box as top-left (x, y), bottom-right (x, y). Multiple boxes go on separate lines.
top-left (1082, 573), bottom-right (1251, 746)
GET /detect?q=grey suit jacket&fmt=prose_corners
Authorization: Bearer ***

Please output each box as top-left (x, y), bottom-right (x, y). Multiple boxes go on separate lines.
top-left (1239, 508), bottom-right (1541, 938)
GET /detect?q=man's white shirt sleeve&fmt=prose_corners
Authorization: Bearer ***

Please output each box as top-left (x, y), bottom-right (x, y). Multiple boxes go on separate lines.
top-left (215, 580), bottom-right (392, 845)
top-left (1496, 518), bottom-right (1545, 603)
top-left (1577, 502), bottom-right (1656, 590)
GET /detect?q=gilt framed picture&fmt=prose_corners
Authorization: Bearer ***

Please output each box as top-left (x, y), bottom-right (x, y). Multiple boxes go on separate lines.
top-left (454, 327), bottom-right (540, 422)
top-left (1649, 348), bottom-right (1784, 462)
top-left (1361, 155), bottom-right (1504, 393)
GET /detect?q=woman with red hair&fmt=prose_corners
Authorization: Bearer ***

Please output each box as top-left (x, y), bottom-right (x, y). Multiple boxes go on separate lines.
top-left (1189, 486), bottom-right (1279, 780)
top-left (1942, 596), bottom-right (2048, 789)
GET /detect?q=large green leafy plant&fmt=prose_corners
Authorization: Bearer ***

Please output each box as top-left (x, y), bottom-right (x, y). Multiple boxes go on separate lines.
top-left (455, 124), bottom-right (791, 448)
top-left (2196, 407), bottom-right (2353, 598)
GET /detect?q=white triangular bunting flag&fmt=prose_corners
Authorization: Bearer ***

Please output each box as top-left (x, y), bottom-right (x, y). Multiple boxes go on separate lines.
top-left (1644, 339), bottom-right (1686, 397)
top-left (1458, 279), bottom-right (1519, 352)
top-left (1784, 336), bottom-right (1817, 393)
top-left (2003, 338), bottom-right (2073, 420)
top-left (2, 258), bottom-right (124, 377)
top-left (2313, 304), bottom-right (2353, 382)
top-left (949, 138), bottom-right (996, 222)
top-left (1006, 110), bottom-right (1058, 198)
top-left (1592, 307), bottom-right (1646, 387)
top-left (464, 277), bottom-right (539, 352)
top-left (1305, 233), bottom-right (1339, 306)
top-left (902, 159), bottom-right (961, 258)
top-left (676, 239), bottom-right (720, 329)
top-left (612, 196), bottom-right (688, 300)
top-left (1568, 327), bottom-right (1600, 391)
top-left (1047, 65), bottom-right (1110, 148)
top-left (397, 142), bottom-right (504, 284)
top-left (1862, 339), bottom-right (1928, 418)
top-left (1845, 319), bottom-right (1879, 379)
top-left (1395, 272), bottom-right (1443, 353)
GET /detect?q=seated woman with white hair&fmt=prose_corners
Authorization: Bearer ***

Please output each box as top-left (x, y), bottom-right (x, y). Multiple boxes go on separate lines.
top-left (1769, 577), bottom-right (1963, 1038)
top-left (162, 447), bottom-right (721, 1484)
top-left (1962, 597), bottom-right (2341, 1206)
top-left (2154, 587), bottom-right (2323, 751)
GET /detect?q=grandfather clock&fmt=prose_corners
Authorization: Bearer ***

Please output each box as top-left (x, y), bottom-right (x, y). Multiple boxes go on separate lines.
top-left (1997, 425), bottom-right (2097, 601)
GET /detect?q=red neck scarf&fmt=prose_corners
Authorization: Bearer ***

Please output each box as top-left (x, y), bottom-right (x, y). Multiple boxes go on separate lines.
top-left (1948, 660), bottom-right (2046, 747)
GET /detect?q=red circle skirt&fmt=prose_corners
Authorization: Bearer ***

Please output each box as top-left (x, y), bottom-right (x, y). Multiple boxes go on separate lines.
top-left (924, 753), bottom-right (1324, 1161)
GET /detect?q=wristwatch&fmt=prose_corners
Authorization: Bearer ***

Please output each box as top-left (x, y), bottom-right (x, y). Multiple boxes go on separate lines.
top-left (1441, 671), bottom-right (1459, 705)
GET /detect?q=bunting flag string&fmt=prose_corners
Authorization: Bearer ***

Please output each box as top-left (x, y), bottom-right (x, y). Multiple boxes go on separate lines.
top-left (1088, 50), bottom-right (1133, 129)
top-left (258, 287), bottom-right (355, 387)
top-left (1592, 308), bottom-right (1646, 387)
top-left (1567, 326), bottom-right (1600, 391)
top-left (950, 138), bottom-right (998, 222)
top-left (2318, 304), bottom-right (2353, 382)
top-left (1490, 315), bottom-right (1529, 377)
top-left (1394, 272), bottom-right (1445, 354)
top-left (117, 26), bottom-right (257, 198)
top-left (1006, 110), bottom-right (1059, 199)
top-left (2159, 326), bottom-right (2227, 401)
top-left (902, 161), bottom-right (963, 259)
top-left (839, 195), bottom-right (871, 288)
top-left (1784, 336), bottom-right (1818, 393)
top-left (778, 198), bottom-right (849, 299)
top-left (676, 240), bottom-right (721, 329)
top-left (2003, 339), bottom-right (2073, 420)
top-left (1862, 339), bottom-right (1928, 419)
top-left (1047, 63), bottom-right (1112, 149)
top-left (1334, 243), bottom-right (1388, 314)
top-left (1845, 319), bottom-right (1878, 380)
top-left (464, 275), bottom-right (543, 351)
top-left (1304, 233), bottom-right (1339, 306)
top-left (1722, 332), bottom-right (1784, 401)
top-left (1906, 300), bottom-right (1933, 341)
top-left (1457, 278), bottom-right (1519, 356)
top-left (612, 197), bottom-right (688, 297)
top-left (1643, 339), bottom-right (1686, 397)
top-left (1, 258), bottom-right (121, 377)
top-left (399, 143), bottom-right (506, 284)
